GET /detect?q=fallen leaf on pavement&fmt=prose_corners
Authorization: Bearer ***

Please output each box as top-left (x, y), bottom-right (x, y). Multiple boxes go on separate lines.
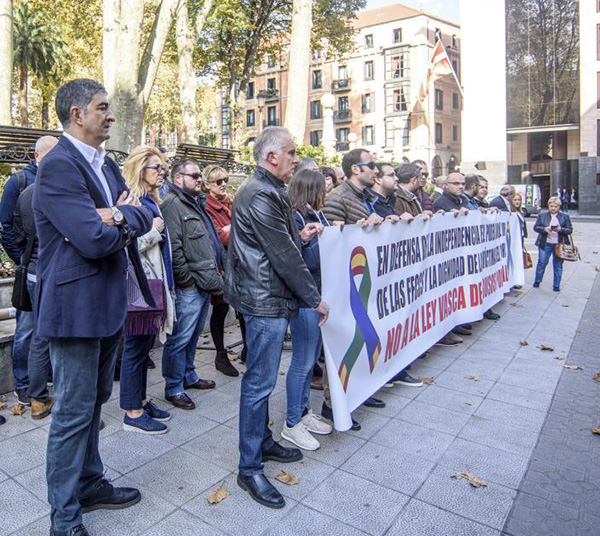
top-left (593, 372), bottom-right (600, 382)
top-left (279, 370), bottom-right (285, 375)
top-left (0, 401), bottom-right (6, 411)
top-left (207, 486), bottom-right (230, 504)
top-left (563, 364), bottom-right (583, 370)
top-left (451, 472), bottom-right (487, 488)
top-left (537, 344), bottom-right (554, 351)
top-left (510, 303), bottom-right (523, 308)
top-left (561, 304), bottom-right (569, 308)
top-left (520, 340), bottom-right (529, 346)
top-left (554, 356), bottom-right (565, 361)
top-left (464, 375), bottom-right (481, 381)
top-left (465, 402), bottom-right (473, 406)
top-left (10, 403), bottom-right (26, 416)
top-left (275, 471), bottom-right (299, 485)
top-left (268, 419), bottom-right (273, 426)
top-left (592, 427), bottom-right (600, 435)
top-left (418, 376), bottom-right (435, 384)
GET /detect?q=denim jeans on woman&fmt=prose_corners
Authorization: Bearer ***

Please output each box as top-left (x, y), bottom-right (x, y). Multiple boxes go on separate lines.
top-left (239, 315), bottom-right (288, 476)
top-left (120, 334), bottom-right (155, 410)
top-left (162, 287), bottom-right (210, 397)
top-left (287, 308), bottom-right (322, 427)
top-left (26, 278), bottom-right (51, 401)
top-left (535, 242), bottom-right (564, 289)
top-left (12, 307), bottom-right (33, 391)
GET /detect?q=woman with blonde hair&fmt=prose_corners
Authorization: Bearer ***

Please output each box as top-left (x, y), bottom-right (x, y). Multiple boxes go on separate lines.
top-left (120, 146), bottom-right (175, 434)
top-left (203, 165), bottom-right (246, 375)
top-left (533, 196), bottom-right (573, 292)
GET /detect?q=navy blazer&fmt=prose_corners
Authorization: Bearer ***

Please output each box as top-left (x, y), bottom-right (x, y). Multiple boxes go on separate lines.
top-left (33, 135), bottom-right (153, 338)
top-left (489, 195), bottom-right (510, 212)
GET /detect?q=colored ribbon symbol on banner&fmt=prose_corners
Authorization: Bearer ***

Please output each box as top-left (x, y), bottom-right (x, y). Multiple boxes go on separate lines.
top-left (338, 246), bottom-right (382, 392)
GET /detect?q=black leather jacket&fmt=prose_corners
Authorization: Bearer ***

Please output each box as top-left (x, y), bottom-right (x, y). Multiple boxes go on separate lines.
top-left (224, 167), bottom-right (320, 318)
top-left (533, 210), bottom-right (573, 248)
top-left (161, 185), bottom-right (225, 294)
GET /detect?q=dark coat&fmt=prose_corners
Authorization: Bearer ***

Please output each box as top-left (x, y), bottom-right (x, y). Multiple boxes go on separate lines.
top-left (0, 160), bottom-right (37, 263)
top-left (33, 135), bottom-right (153, 339)
top-left (417, 189), bottom-right (434, 212)
top-left (13, 184), bottom-right (37, 275)
top-left (224, 166), bottom-right (320, 318)
top-left (489, 195), bottom-right (510, 212)
top-left (370, 190), bottom-right (397, 218)
top-left (294, 209), bottom-right (329, 294)
top-left (395, 186), bottom-right (423, 217)
top-left (533, 210), bottom-right (573, 248)
top-left (161, 185), bottom-right (225, 294)
top-left (433, 191), bottom-right (467, 212)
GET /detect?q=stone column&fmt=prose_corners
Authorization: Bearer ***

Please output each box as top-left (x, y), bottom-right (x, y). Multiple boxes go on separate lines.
top-left (393, 116), bottom-right (405, 162)
top-left (320, 93), bottom-right (336, 158)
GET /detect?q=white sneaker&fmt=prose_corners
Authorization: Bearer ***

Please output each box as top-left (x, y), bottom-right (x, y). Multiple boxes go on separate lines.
top-left (281, 421), bottom-right (320, 451)
top-left (302, 410), bottom-right (333, 435)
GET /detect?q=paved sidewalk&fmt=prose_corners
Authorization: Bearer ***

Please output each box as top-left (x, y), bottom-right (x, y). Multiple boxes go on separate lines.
top-left (1, 221), bottom-right (599, 536)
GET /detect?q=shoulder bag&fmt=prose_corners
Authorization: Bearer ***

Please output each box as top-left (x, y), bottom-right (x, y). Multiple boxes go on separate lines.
top-left (555, 235), bottom-right (580, 262)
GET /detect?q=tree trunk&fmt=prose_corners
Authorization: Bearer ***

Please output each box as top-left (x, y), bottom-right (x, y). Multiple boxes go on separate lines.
top-left (284, 0), bottom-right (312, 143)
top-left (18, 64), bottom-right (28, 127)
top-left (41, 98), bottom-right (49, 129)
top-left (0, 0), bottom-right (12, 125)
top-left (176, 0), bottom-right (198, 144)
top-left (104, 0), bottom-right (181, 152)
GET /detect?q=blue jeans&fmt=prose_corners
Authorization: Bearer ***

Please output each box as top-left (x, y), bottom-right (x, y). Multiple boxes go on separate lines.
top-left (287, 308), bottom-right (322, 427)
top-left (239, 315), bottom-right (288, 476)
top-left (535, 243), bottom-right (564, 289)
top-left (120, 334), bottom-right (155, 410)
top-left (46, 331), bottom-right (121, 532)
top-left (12, 307), bottom-right (34, 390)
top-left (26, 279), bottom-right (50, 401)
top-left (162, 287), bottom-right (210, 397)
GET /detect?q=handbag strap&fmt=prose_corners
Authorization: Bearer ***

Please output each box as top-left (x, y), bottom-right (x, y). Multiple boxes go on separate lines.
top-left (20, 234), bottom-right (36, 268)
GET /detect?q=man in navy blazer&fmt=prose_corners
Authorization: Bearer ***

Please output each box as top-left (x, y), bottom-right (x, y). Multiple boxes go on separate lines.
top-left (489, 185), bottom-right (515, 212)
top-left (33, 79), bottom-right (153, 536)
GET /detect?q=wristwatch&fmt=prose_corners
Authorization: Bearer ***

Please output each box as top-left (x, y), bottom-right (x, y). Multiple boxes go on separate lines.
top-left (111, 206), bottom-right (124, 226)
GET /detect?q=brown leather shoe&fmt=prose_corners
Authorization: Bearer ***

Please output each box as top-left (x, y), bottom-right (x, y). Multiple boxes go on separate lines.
top-left (31, 397), bottom-right (54, 420)
top-left (184, 379), bottom-right (216, 390)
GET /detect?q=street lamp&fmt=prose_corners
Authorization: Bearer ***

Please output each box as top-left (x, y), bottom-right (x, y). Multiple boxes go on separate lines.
top-left (320, 93), bottom-right (336, 158)
top-left (257, 91), bottom-right (266, 134)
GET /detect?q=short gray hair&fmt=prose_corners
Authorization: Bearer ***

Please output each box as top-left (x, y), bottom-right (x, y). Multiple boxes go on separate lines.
top-left (500, 185), bottom-right (515, 197)
top-left (55, 79), bottom-right (106, 129)
top-left (253, 127), bottom-right (291, 164)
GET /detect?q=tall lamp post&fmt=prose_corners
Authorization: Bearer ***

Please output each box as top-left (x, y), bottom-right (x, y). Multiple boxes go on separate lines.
top-left (320, 93), bottom-right (336, 158)
top-left (257, 92), bottom-right (266, 134)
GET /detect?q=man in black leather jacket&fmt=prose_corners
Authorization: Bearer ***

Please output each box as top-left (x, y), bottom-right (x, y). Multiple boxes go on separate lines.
top-left (225, 127), bottom-right (329, 509)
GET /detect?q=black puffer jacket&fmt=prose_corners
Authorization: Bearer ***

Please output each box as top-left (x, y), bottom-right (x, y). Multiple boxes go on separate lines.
top-left (224, 167), bottom-right (320, 318)
top-left (161, 185), bottom-right (224, 294)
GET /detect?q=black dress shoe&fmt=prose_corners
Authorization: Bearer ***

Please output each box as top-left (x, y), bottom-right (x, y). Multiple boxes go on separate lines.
top-left (166, 392), bottom-right (196, 410)
top-left (313, 362), bottom-right (323, 378)
top-left (146, 357), bottom-right (156, 369)
top-left (0, 414), bottom-right (6, 426)
top-left (461, 323), bottom-right (473, 330)
top-left (483, 309), bottom-right (501, 321)
top-left (80, 480), bottom-right (141, 513)
top-left (452, 326), bottom-right (472, 336)
top-left (50, 524), bottom-right (90, 536)
top-left (262, 441), bottom-right (303, 463)
top-left (184, 379), bottom-right (216, 390)
top-left (321, 402), bottom-right (361, 431)
top-left (237, 473), bottom-right (285, 509)
top-left (363, 396), bottom-right (386, 409)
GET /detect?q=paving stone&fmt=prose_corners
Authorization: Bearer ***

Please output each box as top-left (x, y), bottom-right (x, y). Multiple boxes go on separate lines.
top-left (154, 407), bottom-right (220, 447)
top-left (302, 470), bottom-right (409, 535)
top-left (0, 413), bottom-right (38, 442)
top-left (8, 515), bottom-right (51, 536)
top-left (302, 429), bottom-right (367, 468)
top-left (438, 437), bottom-right (530, 489)
top-left (262, 504), bottom-right (366, 536)
top-left (181, 424), bottom-right (240, 472)
top-left (83, 476), bottom-right (177, 536)
top-left (444, 358), bottom-right (508, 382)
top-left (362, 388), bottom-right (414, 414)
top-left (431, 370), bottom-right (496, 397)
top-left (262, 457), bottom-right (336, 501)
top-left (395, 399), bottom-right (471, 436)
top-left (194, 389), bottom-right (240, 424)
top-left (474, 399), bottom-right (547, 433)
top-left (0, 479), bottom-right (48, 536)
top-left (458, 416), bottom-right (539, 457)
top-left (141, 509), bottom-right (226, 536)
top-left (486, 382), bottom-right (553, 413)
top-left (341, 441), bottom-right (435, 496)
top-left (416, 465), bottom-right (516, 530)
top-left (387, 499), bottom-right (499, 536)
top-left (338, 406), bottom-right (391, 440)
top-left (182, 473), bottom-right (297, 536)
top-left (370, 419), bottom-right (454, 463)
top-left (126, 448), bottom-right (231, 506)
top-left (415, 384), bottom-right (484, 415)
top-left (99, 430), bottom-right (175, 474)
top-left (0, 427), bottom-right (47, 477)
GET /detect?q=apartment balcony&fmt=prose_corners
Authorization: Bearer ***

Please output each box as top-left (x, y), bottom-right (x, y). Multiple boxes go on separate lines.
top-left (263, 118), bottom-right (280, 128)
top-left (333, 110), bottom-right (352, 123)
top-left (331, 79), bottom-right (351, 92)
top-left (336, 141), bottom-right (350, 151)
top-left (257, 88), bottom-right (279, 102)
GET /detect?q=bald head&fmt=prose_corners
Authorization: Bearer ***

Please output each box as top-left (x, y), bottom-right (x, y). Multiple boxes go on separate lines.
top-left (434, 175), bottom-right (447, 188)
top-left (34, 136), bottom-right (58, 165)
top-left (445, 172), bottom-right (465, 197)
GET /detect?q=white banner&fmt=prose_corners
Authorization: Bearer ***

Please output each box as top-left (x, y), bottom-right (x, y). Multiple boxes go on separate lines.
top-left (319, 211), bottom-right (524, 431)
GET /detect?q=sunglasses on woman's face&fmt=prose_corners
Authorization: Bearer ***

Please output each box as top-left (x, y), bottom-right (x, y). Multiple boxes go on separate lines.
top-left (144, 164), bottom-right (166, 175)
top-left (212, 178), bottom-right (229, 186)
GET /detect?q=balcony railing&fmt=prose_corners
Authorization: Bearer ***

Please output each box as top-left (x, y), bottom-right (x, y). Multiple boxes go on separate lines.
top-left (263, 118), bottom-right (280, 128)
top-left (336, 141), bottom-right (350, 151)
top-left (257, 88), bottom-right (279, 102)
top-left (333, 110), bottom-right (352, 122)
top-left (332, 79), bottom-right (351, 92)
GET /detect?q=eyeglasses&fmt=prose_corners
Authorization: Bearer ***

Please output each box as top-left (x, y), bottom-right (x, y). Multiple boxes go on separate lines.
top-left (210, 178), bottom-right (229, 186)
top-left (355, 161), bottom-right (377, 170)
top-left (144, 164), bottom-right (166, 175)
top-left (180, 172), bottom-right (203, 181)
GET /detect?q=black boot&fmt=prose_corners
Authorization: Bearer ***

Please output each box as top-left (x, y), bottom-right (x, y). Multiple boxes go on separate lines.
top-left (215, 351), bottom-right (239, 377)
top-left (240, 345), bottom-right (247, 364)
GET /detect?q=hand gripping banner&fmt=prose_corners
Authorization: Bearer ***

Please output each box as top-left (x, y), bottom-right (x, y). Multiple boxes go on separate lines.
top-left (338, 246), bottom-right (382, 391)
